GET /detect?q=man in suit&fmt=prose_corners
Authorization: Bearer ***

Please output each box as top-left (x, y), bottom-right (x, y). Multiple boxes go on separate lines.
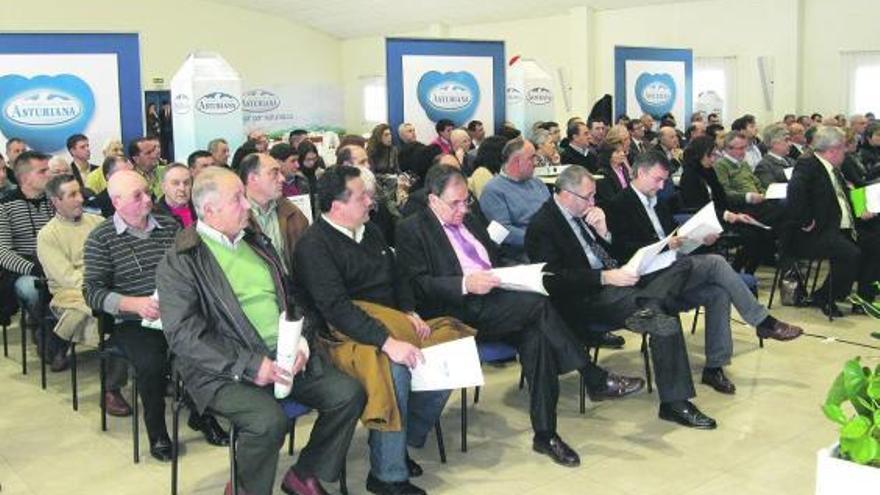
top-left (787, 125), bottom-right (876, 317)
top-left (754, 124), bottom-right (794, 188)
top-left (714, 131), bottom-right (786, 228)
top-left (655, 126), bottom-right (683, 175)
top-left (559, 121), bottom-right (597, 173)
top-left (606, 152), bottom-right (803, 390)
top-left (787, 123), bottom-right (806, 160)
top-left (396, 164), bottom-right (644, 465)
top-left (525, 165), bottom-right (718, 429)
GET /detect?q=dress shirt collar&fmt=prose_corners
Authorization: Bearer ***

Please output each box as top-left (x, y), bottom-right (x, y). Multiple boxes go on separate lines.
top-left (767, 151), bottom-right (786, 163)
top-left (722, 152), bottom-right (745, 166)
top-left (632, 186), bottom-right (657, 210)
top-left (196, 220), bottom-right (245, 249)
top-left (569, 143), bottom-right (590, 156)
top-left (113, 212), bottom-right (161, 236)
top-left (322, 214), bottom-right (365, 243)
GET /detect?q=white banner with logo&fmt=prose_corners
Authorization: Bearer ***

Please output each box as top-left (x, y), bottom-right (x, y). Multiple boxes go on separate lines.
top-left (242, 84), bottom-right (343, 135)
top-left (0, 54), bottom-right (121, 156)
top-left (506, 58), bottom-right (555, 134)
top-left (614, 47), bottom-right (693, 125)
top-left (171, 52), bottom-right (243, 161)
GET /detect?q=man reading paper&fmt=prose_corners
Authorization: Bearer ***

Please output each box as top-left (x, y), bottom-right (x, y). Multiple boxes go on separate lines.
top-left (395, 164), bottom-right (644, 467)
top-left (606, 151), bottom-right (803, 395)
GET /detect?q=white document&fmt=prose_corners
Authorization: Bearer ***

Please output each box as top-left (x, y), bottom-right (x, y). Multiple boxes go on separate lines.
top-left (288, 194), bottom-right (313, 224)
top-left (783, 168), bottom-right (793, 180)
top-left (486, 220), bottom-right (510, 245)
top-left (623, 233), bottom-right (676, 276)
top-left (742, 216), bottom-right (772, 230)
top-left (142, 291), bottom-right (162, 331)
top-left (411, 337), bottom-right (485, 392)
top-left (765, 183), bottom-right (788, 200)
top-left (274, 312), bottom-right (303, 399)
top-left (865, 183), bottom-right (880, 213)
top-left (676, 202), bottom-right (724, 254)
top-left (490, 263), bottom-right (549, 296)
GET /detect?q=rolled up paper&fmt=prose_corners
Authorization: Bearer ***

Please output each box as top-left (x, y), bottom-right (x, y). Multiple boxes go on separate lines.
top-left (274, 311), bottom-right (303, 399)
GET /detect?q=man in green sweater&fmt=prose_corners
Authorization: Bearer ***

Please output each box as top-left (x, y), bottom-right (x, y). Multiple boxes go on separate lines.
top-left (713, 131), bottom-right (785, 228)
top-left (158, 167), bottom-right (365, 495)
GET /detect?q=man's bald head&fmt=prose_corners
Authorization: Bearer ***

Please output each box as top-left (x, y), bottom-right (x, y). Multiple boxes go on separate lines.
top-left (107, 169), bottom-right (147, 199)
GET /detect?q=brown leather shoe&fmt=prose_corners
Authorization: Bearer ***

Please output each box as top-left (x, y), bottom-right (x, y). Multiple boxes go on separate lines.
top-left (281, 468), bottom-right (329, 495)
top-left (104, 390), bottom-right (132, 417)
top-left (587, 373), bottom-right (645, 401)
top-left (757, 320), bottom-right (803, 341)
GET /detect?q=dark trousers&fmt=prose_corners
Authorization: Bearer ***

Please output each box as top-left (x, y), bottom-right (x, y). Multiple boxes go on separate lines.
top-left (208, 356), bottom-right (365, 495)
top-left (795, 230), bottom-right (861, 302)
top-left (857, 222), bottom-right (880, 301)
top-left (111, 321), bottom-right (169, 442)
top-left (461, 291), bottom-right (591, 437)
top-left (583, 259), bottom-right (697, 404)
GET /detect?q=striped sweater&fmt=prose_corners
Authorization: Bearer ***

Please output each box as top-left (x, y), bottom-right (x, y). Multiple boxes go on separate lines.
top-left (0, 189), bottom-right (54, 275)
top-left (83, 213), bottom-right (179, 316)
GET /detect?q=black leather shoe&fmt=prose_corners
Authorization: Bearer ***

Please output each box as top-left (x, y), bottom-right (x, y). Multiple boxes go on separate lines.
top-left (659, 401), bottom-right (717, 429)
top-left (188, 413), bottom-right (230, 446)
top-left (366, 473), bottom-right (426, 495)
top-left (584, 332), bottom-right (625, 349)
top-left (406, 455), bottom-right (423, 478)
top-left (532, 434), bottom-right (580, 467)
top-left (587, 373), bottom-right (645, 401)
top-left (150, 436), bottom-right (173, 462)
top-left (50, 352), bottom-right (70, 372)
top-left (813, 297), bottom-right (844, 318)
top-left (701, 368), bottom-right (736, 394)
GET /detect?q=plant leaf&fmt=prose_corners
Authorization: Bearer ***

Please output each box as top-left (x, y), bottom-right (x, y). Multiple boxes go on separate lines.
top-left (826, 372), bottom-right (847, 406)
top-left (841, 415), bottom-right (871, 439)
top-left (849, 436), bottom-right (880, 465)
top-left (823, 404), bottom-right (848, 425)
top-left (874, 409), bottom-right (880, 426)
top-left (843, 358), bottom-right (868, 397)
top-left (867, 379), bottom-right (880, 400)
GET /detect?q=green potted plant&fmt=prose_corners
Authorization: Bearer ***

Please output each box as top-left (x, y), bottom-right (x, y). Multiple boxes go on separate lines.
top-left (817, 357), bottom-right (880, 493)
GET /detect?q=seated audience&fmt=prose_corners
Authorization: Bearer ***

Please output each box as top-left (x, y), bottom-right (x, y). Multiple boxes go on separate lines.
top-left (731, 115), bottom-right (763, 169)
top-left (654, 126), bottom-right (683, 175)
top-left (128, 137), bottom-right (165, 198)
top-left (37, 174), bottom-right (104, 372)
top-left (267, 143), bottom-right (301, 198)
top-left (83, 138), bottom-right (124, 194)
top-left (754, 124), bottom-right (794, 188)
top-left (788, 122), bottom-right (807, 160)
top-left (532, 128), bottom-right (561, 169)
top-left (449, 129), bottom-right (474, 175)
top-left (85, 155), bottom-right (134, 218)
top-left (158, 167), bottom-right (364, 495)
top-left (240, 153), bottom-right (309, 274)
top-left (479, 139), bottom-right (550, 261)
top-left (367, 123), bottom-right (400, 175)
top-left (5, 138), bottom-right (27, 185)
top-left (429, 119), bottom-right (455, 155)
top-left (288, 129), bottom-right (309, 150)
top-left (559, 120), bottom-right (597, 173)
top-left (787, 126), bottom-right (879, 317)
top-left (208, 138), bottom-right (231, 169)
top-left (842, 127), bottom-right (880, 187)
top-left (595, 130), bottom-right (633, 207)
top-left (295, 165), bottom-right (461, 495)
top-left (605, 153), bottom-right (803, 390)
top-left (83, 170), bottom-right (227, 462)
top-left (66, 133), bottom-right (98, 194)
top-left (154, 163), bottom-right (196, 228)
top-left (859, 121), bottom-right (880, 170)
top-left (713, 131), bottom-right (785, 228)
top-left (468, 135), bottom-right (507, 200)
top-left (397, 164), bottom-right (643, 466)
top-left (48, 155), bottom-right (72, 176)
top-left (0, 153), bottom-right (17, 198)
top-left (186, 150), bottom-right (215, 178)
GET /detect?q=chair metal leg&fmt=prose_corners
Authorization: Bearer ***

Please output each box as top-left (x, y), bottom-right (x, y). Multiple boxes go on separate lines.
top-left (690, 307), bottom-right (701, 335)
top-left (518, 370), bottom-right (525, 390)
top-left (70, 343), bottom-right (78, 411)
top-left (339, 464), bottom-right (348, 495)
top-left (579, 373), bottom-right (586, 414)
top-left (592, 346), bottom-right (600, 364)
top-left (132, 366), bottom-right (139, 464)
top-left (768, 264), bottom-right (782, 309)
top-left (811, 260), bottom-right (823, 294)
top-left (473, 386), bottom-right (480, 404)
top-left (460, 388), bottom-right (467, 452)
top-left (99, 352), bottom-right (107, 431)
top-left (20, 311), bottom-right (27, 375)
top-left (641, 335), bottom-right (653, 394)
top-left (434, 421), bottom-right (446, 464)
top-left (3, 324), bottom-right (7, 357)
top-left (827, 265), bottom-right (834, 322)
top-left (39, 315), bottom-right (48, 390)
top-left (288, 419), bottom-right (297, 456)
top-left (171, 390), bottom-right (182, 495)
top-left (229, 425), bottom-right (239, 495)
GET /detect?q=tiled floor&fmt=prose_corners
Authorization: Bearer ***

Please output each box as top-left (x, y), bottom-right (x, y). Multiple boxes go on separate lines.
top-left (1, 269), bottom-right (878, 494)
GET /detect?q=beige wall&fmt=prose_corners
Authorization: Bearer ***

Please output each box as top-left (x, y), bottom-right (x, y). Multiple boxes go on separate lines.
top-left (0, 0), bottom-right (342, 99)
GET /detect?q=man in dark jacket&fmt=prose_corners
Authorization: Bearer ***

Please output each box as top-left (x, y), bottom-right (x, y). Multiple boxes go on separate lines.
top-left (559, 121), bottom-right (598, 173)
top-left (157, 167), bottom-right (365, 495)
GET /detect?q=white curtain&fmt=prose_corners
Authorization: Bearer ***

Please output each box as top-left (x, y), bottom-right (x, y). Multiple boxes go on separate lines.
top-left (841, 51), bottom-right (880, 115)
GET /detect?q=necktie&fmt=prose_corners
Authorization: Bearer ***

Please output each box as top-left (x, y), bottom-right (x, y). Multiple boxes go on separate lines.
top-left (831, 169), bottom-right (856, 233)
top-left (575, 218), bottom-right (618, 269)
top-left (445, 224), bottom-right (491, 270)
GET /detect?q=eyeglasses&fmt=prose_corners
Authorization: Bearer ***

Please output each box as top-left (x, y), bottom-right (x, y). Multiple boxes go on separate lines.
top-left (439, 195), bottom-right (475, 211)
top-left (561, 188), bottom-right (595, 204)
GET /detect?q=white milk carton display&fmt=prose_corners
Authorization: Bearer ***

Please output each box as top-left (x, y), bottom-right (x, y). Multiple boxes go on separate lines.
top-left (506, 58), bottom-right (555, 134)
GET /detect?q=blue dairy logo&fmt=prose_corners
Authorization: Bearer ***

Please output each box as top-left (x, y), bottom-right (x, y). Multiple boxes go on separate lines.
top-left (634, 73), bottom-right (676, 118)
top-left (242, 89), bottom-right (281, 113)
top-left (526, 87), bottom-right (552, 105)
top-left (417, 71), bottom-right (480, 125)
top-left (196, 92), bottom-right (240, 115)
top-left (0, 74), bottom-right (95, 152)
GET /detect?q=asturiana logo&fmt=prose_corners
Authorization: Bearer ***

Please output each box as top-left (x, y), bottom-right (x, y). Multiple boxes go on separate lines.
top-left (242, 89), bottom-right (281, 113)
top-left (173, 94), bottom-right (191, 114)
top-left (506, 87), bottom-right (523, 104)
top-left (641, 81), bottom-right (673, 106)
top-left (196, 92), bottom-right (240, 115)
top-left (526, 87), bottom-right (552, 105)
top-left (426, 83), bottom-right (473, 111)
top-left (4, 90), bottom-right (82, 127)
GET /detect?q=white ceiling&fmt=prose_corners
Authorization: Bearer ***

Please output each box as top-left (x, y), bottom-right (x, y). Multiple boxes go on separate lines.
top-left (206, 0), bottom-right (695, 39)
